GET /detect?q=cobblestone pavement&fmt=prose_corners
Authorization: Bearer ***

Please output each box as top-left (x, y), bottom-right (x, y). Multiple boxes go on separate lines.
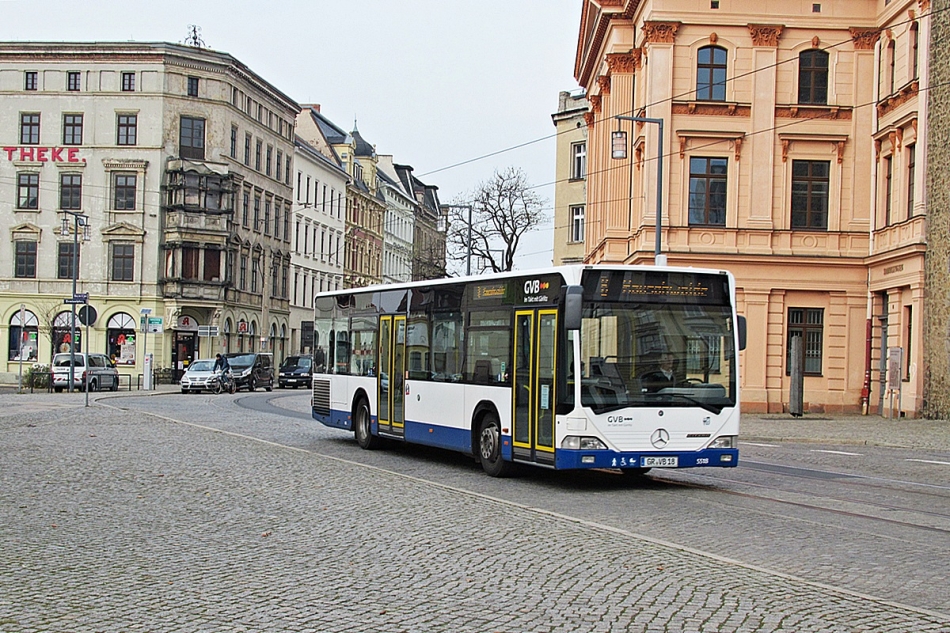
top-left (0, 391), bottom-right (948, 632)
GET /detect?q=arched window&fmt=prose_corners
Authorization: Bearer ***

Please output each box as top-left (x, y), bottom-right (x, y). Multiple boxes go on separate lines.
top-left (9, 309), bottom-right (39, 361)
top-left (53, 311), bottom-right (82, 356)
top-left (224, 318), bottom-right (233, 353)
top-left (107, 313), bottom-right (137, 365)
top-left (886, 39), bottom-right (896, 94)
top-left (696, 45), bottom-right (727, 101)
top-left (798, 49), bottom-right (829, 105)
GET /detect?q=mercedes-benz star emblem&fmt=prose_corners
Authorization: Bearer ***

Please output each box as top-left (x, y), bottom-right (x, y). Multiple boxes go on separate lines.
top-left (650, 428), bottom-right (670, 449)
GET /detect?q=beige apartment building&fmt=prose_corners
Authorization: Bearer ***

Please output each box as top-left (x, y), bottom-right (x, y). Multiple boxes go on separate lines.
top-left (0, 42), bottom-right (298, 381)
top-left (551, 89), bottom-right (590, 266)
top-left (574, 0), bottom-right (931, 415)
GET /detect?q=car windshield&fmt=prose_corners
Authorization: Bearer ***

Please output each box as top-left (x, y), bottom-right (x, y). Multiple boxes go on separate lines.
top-left (226, 354), bottom-right (255, 369)
top-left (53, 354), bottom-right (84, 367)
top-left (188, 360), bottom-right (214, 372)
top-left (282, 357), bottom-right (311, 369)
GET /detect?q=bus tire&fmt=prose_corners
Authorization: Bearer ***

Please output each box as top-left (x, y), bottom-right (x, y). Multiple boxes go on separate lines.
top-left (478, 413), bottom-right (515, 478)
top-left (354, 398), bottom-right (381, 450)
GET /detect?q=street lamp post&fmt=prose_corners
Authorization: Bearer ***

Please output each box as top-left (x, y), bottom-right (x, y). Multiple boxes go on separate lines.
top-left (611, 115), bottom-right (667, 264)
top-left (60, 211), bottom-right (90, 392)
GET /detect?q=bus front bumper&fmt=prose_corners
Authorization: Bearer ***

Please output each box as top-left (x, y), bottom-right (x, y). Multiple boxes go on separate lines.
top-left (554, 448), bottom-right (738, 470)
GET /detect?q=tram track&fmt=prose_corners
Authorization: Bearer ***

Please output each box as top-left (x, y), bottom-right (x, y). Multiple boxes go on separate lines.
top-left (651, 462), bottom-right (950, 536)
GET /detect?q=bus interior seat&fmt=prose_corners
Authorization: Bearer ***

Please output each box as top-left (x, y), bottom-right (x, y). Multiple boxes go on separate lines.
top-left (473, 360), bottom-right (493, 383)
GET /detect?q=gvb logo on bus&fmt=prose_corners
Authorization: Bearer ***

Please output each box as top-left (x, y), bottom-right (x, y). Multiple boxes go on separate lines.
top-left (522, 279), bottom-right (551, 304)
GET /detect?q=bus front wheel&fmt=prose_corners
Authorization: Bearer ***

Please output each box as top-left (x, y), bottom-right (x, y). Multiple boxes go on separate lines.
top-left (354, 398), bottom-right (381, 450)
top-left (478, 414), bottom-right (515, 477)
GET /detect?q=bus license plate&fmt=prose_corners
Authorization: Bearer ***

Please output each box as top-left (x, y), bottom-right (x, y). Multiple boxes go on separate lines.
top-left (641, 456), bottom-right (678, 468)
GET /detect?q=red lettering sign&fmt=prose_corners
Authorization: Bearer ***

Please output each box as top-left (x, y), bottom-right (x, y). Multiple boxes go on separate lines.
top-left (2, 146), bottom-right (81, 162)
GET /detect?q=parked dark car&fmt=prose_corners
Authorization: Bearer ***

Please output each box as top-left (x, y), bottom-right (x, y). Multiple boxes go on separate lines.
top-left (278, 355), bottom-right (312, 389)
top-left (224, 352), bottom-right (273, 391)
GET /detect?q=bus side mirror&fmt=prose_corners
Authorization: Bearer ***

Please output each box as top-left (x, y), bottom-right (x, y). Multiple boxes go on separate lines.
top-left (737, 315), bottom-right (747, 351)
top-left (564, 285), bottom-right (583, 330)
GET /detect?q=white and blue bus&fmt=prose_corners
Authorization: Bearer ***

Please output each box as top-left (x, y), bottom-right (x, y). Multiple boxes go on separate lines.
top-left (312, 265), bottom-right (745, 477)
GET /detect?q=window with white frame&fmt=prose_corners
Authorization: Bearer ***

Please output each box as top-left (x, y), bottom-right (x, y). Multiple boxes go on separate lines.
top-left (570, 205), bottom-right (585, 243)
top-left (571, 142), bottom-right (586, 180)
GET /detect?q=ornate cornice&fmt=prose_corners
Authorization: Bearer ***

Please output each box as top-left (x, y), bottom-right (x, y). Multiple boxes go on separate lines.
top-left (642, 21), bottom-right (680, 44)
top-left (775, 105), bottom-right (853, 120)
top-left (919, 0), bottom-right (930, 12)
top-left (584, 111), bottom-right (596, 128)
top-left (849, 27), bottom-right (881, 50)
top-left (672, 102), bottom-right (751, 117)
top-left (748, 24), bottom-right (783, 47)
top-left (877, 80), bottom-right (919, 117)
top-left (605, 50), bottom-right (641, 74)
top-left (597, 75), bottom-right (611, 96)
top-left (589, 94), bottom-right (602, 114)
top-left (598, 0), bottom-right (625, 5)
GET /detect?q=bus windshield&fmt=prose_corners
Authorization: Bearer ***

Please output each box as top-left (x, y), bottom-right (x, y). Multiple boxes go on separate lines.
top-left (579, 300), bottom-right (737, 415)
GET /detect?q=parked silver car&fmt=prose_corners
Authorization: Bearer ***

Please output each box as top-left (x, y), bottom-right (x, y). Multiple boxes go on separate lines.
top-left (180, 359), bottom-right (224, 393)
top-left (51, 353), bottom-right (120, 392)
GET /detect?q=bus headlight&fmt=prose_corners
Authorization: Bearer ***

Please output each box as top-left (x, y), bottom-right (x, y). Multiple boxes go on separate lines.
top-left (708, 435), bottom-right (737, 449)
top-left (561, 436), bottom-right (607, 450)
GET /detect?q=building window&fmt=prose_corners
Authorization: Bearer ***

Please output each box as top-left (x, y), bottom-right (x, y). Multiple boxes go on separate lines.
top-left (240, 255), bottom-right (248, 290)
top-left (15, 241), bottom-right (37, 278)
top-left (688, 156), bottom-right (728, 226)
top-left (904, 305), bottom-right (913, 381)
top-left (790, 160), bottom-right (829, 229)
top-left (266, 145), bottom-right (273, 176)
top-left (121, 72), bottom-right (135, 92)
top-left (283, 204), bottom-right (291, 241)
top-left (181, 247), bottom-right (199, 280)
top-left (20, 113), bottom-right (40, 144)
top-left (244, 133), bottom-right (251, 166)
top-left (907, 144), bottom-right (916, 217)
top-left (911, 23), bottom-right (919, 80)
top-left (67, 71), bottom-right (80, 92)
top-left (286, 156), bottom-right (292, 185)
top-left (187, 76), bottom-right (199, 97)
top-left (180, 116), bottom-right (205, 160)
top-left (111, 243), bottom-right (135, 281)
top-left (570, 206), bottom-right (585, 243)
top-left (254, 196), bottom-right (261, 230)
top-left (17, 173), bottom-right (39, 210)
top-left (9, 309), bottom-right (39, 361)
top-left (571, 142), bottom-right (586, 180)
top-left (203, 250), bottom-right (220, 281)
top-left (63, 114), bottom-right (83, 145)
top-left (117, 114), bottom-right (137, 146)
top-left (786, 308), bottom-right (823, 376)
top-left (58, 242), bottom-right (79, 279)
top-left (798, 50), bottom-right (829, 105)
top-left (884, 155), bottom-right (893, 226)
top-left (60, 173), bottom-right (82, 210)
top-left (24, 71), bottom-right (37, 91)
top-left (281, 265), bottom-right (288, 298)
top-left (274, 205), bottom-right (281, 239)
top-left (696, 45), bottom-right (727, 101)
top-left (242, 192), bottom-right (250, 228)
top-left (276, 151), bottom-right (284, 181)
top-left (114, 174), bottom-right (137, 210)
top-left (230, 126), bottom-right (238, 159)
top-left (886, 40), bottom-right (896, 95)
top-left (264, 200), bottom-right (272, 235)
top-left (251, 259), bottom-right (260, 293)
top-left (107, 313), bottom-right (137, 366)
top-left (255, 139), bottom-right (262, 171)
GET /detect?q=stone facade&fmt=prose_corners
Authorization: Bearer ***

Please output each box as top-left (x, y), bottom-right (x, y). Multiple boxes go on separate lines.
top-left (551, 89), bottom-right (589, 265)
top-left (574, 0), bottom-right (933, 416)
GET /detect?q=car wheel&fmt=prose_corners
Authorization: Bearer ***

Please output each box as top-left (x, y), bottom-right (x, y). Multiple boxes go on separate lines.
top-left (181, 389), bottom-right (187, 394)
top-left (265, 380), bottom-right (273, 392)
top-left (354, 398), bottom-right (381, 450)
top-left (89, 379), bottom-right (98, 393)
top-left (248, 377), bottom-right (256, 392)
top-left (479, 413), bottom-right (516, 477)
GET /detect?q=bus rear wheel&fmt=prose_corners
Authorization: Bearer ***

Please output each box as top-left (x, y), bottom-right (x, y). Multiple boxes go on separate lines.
top-left (354, 398), bottom-right (381, 450)
top-left (478, 414), bottom-right (515, 477)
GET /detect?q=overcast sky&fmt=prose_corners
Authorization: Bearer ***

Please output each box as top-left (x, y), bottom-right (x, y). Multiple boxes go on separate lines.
top-left (0, 0), bottom-right (583, 270)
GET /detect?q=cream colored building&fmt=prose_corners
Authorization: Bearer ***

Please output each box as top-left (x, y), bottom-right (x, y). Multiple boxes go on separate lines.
top-left (551, 89), bottom-right (590, 266)
top-left (575, 0), bottom-right (931, 415)
top-left (0, 42), bottom-right (298, 381)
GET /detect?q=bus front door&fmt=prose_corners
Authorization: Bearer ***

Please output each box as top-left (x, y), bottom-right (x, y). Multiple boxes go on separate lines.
top-left (512, 309), bottom-right (557, 464)
top-left (378, 315), bottom-right (406, 437)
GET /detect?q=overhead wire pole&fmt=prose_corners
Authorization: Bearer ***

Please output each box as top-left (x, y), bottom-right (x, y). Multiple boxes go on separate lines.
top-left (611, 115), bottom-right (666, 264)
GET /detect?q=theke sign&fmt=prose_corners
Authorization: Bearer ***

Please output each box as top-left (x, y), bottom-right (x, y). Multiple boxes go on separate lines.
top-left (3, 146), bottom-right (84, 163)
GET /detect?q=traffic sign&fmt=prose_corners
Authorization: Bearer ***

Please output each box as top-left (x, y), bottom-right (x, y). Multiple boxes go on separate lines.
top-left (63, 298), bottom-right (86, 305)
top-left (78, 305), bottom-right (98, 326)
top-left (73, 293), bottom-right (88, 302)
top-left (140, 316), bottom-right (164, 334)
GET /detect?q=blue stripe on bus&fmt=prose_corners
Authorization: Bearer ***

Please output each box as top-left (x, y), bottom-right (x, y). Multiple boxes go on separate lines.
top-left (555, 448), bottom-right (739, 470)
top-left (313, 409), bottom-right (353, 431)
top-left (405, 420), bottom-right (472, 453)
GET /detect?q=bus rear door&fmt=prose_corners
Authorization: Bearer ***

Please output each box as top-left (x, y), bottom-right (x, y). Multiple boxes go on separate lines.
top-left (512, 309), bottom-right (557, 464)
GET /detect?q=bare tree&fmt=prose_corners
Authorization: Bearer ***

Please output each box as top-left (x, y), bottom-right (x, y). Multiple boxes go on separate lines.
top-left (445, 167), bottom-right (548, 274)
